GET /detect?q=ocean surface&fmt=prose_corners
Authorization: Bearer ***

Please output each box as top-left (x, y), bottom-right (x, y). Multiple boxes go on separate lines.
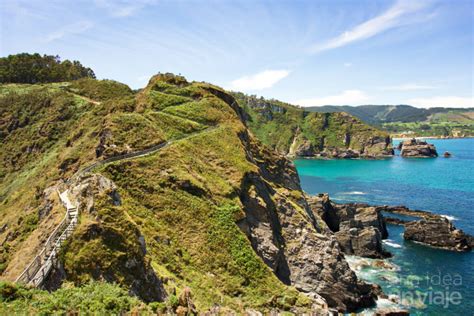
top-left (294, 138), bottom-right (474, 315)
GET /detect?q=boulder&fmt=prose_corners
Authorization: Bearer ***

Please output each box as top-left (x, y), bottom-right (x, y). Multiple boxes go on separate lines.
top-left (399, 138), bottom-right (438, 157)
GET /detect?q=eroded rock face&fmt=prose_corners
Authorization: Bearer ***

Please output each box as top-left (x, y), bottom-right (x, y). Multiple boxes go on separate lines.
top-left (399, 138), bottom-right (438, 157)
top-left (404, 218), bottom-right (473, 252)
top-left (237, 134), bottom-right (377, 312)
top-left (288, 132), bottom-right (393, 159)
top-left (307, 194), bottom-right (391, 259)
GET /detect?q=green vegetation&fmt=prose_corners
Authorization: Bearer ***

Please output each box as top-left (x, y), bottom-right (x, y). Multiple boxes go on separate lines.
top-left (0, 281), bottom-right (154, 314)
top-left (67, 78), bottom-right (134, 102)
top-left (0, 53), bottom-right (95, 84)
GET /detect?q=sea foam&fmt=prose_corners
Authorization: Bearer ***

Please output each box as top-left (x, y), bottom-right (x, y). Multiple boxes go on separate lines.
top-left (344, 191), bottom-right (366, 195)
top-left (383, 239), bottom-right (402, 248)
top-left (440, 214), bottom-right (458, 221)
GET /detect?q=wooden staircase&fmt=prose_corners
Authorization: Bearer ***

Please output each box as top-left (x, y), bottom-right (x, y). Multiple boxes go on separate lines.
top-left (15, 190), bottom-right (79, 287)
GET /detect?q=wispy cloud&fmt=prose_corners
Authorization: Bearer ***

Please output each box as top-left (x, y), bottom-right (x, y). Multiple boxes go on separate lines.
top-left (407, 96), bottom-right (473, 108)
top-left (44, 21), bottom-right (93, 42)
top-left (380, 83), bottom-right (437, 91)
top-left (94, 0), bottom-right (157, 17)
top-left (310, 0), bottom-right (433, 53)
top-left (294, 90), bottom-right (371, 107)
top-left (344, 62), bottom-right (353, 67)
top-left (228, 70), bottom-right (290, 91)
top-left (3, 1), bottom-right (46, 20)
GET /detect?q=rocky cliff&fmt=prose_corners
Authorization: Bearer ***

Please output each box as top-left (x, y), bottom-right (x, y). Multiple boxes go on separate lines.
top-left (0, 74), bottom-right (380, 313)
top-left (233, 93), bottom-right (394, 158)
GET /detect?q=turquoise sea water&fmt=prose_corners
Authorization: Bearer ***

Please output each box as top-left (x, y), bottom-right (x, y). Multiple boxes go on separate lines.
top-left (294, 138), bottom-right (474, 315)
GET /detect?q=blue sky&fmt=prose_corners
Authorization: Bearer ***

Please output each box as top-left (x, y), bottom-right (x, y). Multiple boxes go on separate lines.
top-left (1, 0), bottom-right (473, 108)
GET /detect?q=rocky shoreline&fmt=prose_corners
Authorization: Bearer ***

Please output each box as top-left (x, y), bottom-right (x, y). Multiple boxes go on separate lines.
top-left (307, 194), bottom-right (473, 315)
top-left (308, 195), bottom-right (474, 256)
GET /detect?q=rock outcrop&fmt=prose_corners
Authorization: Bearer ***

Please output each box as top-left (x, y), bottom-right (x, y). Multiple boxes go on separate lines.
top-left (307, 194), bottom-right (391, 259)
top-left (288, 130), bottom-right (394, 159)
top-left (383, 206), bottom-right (474, 252)
top-left (399, 138), bottom-right (438, 157)
top-left (404, 218), bottom-right (474, 252)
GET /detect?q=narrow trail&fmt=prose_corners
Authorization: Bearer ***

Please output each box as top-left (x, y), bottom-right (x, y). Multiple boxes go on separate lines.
top-left (15, 124), bottom-right (219, 287)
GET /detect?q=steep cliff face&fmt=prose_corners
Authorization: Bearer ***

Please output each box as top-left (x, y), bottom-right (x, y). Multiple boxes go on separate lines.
top-left (1, 74), bottom-right (378, 313)
top-left (233, 93), bottom-right (394, 158)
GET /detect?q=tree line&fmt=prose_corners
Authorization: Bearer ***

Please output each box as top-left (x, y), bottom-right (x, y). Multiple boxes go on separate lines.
top-left (0, 53), bottom-right (95, 84)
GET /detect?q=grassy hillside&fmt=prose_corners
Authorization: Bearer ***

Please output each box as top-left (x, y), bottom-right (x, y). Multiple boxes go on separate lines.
top-left (0, 75), bottom-right (315, 313)
top-left (233, 93), bottom-right (393, 158)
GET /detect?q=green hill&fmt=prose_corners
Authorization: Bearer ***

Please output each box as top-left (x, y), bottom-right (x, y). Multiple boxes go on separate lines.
top-left (0, 72), bottom-right (379, 313)
top-left (306, 104), bottom-right (474, 137)
top-left (234, 93), bottom-right (393, 158)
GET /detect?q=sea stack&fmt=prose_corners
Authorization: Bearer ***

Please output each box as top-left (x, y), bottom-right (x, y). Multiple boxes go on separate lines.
top-left (399, 138), bottom-right (438, 158)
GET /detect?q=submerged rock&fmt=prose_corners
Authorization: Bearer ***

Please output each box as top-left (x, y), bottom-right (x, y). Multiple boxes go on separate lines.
top-left (399, 138), bottom-right (438, 157)
top-left (443, 151), bottom-right (452, 158)
top-left (375, 308), bottom-right (409, 316)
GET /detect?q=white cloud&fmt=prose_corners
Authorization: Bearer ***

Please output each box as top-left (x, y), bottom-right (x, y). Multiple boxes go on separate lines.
top-left (229, 70), bottom-right (290, 91)
top-left (344, 62), bottom-right (352, 67)
top-left (380, 83), bottom-right (437, 91)
top-left (44, 21), bottom-right (93, 42)
top-left (294, 90), bottom-right (371, 107)
top-left (94, 0), bottom-right (157, 17)
top-left (407, 96), bottom-right (474, 108)
top-left (310, 0), bottom-right (432, 53)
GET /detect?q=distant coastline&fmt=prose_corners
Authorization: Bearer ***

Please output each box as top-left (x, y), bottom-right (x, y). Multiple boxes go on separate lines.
top-left (392, 135), bottom-right (474, 141)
